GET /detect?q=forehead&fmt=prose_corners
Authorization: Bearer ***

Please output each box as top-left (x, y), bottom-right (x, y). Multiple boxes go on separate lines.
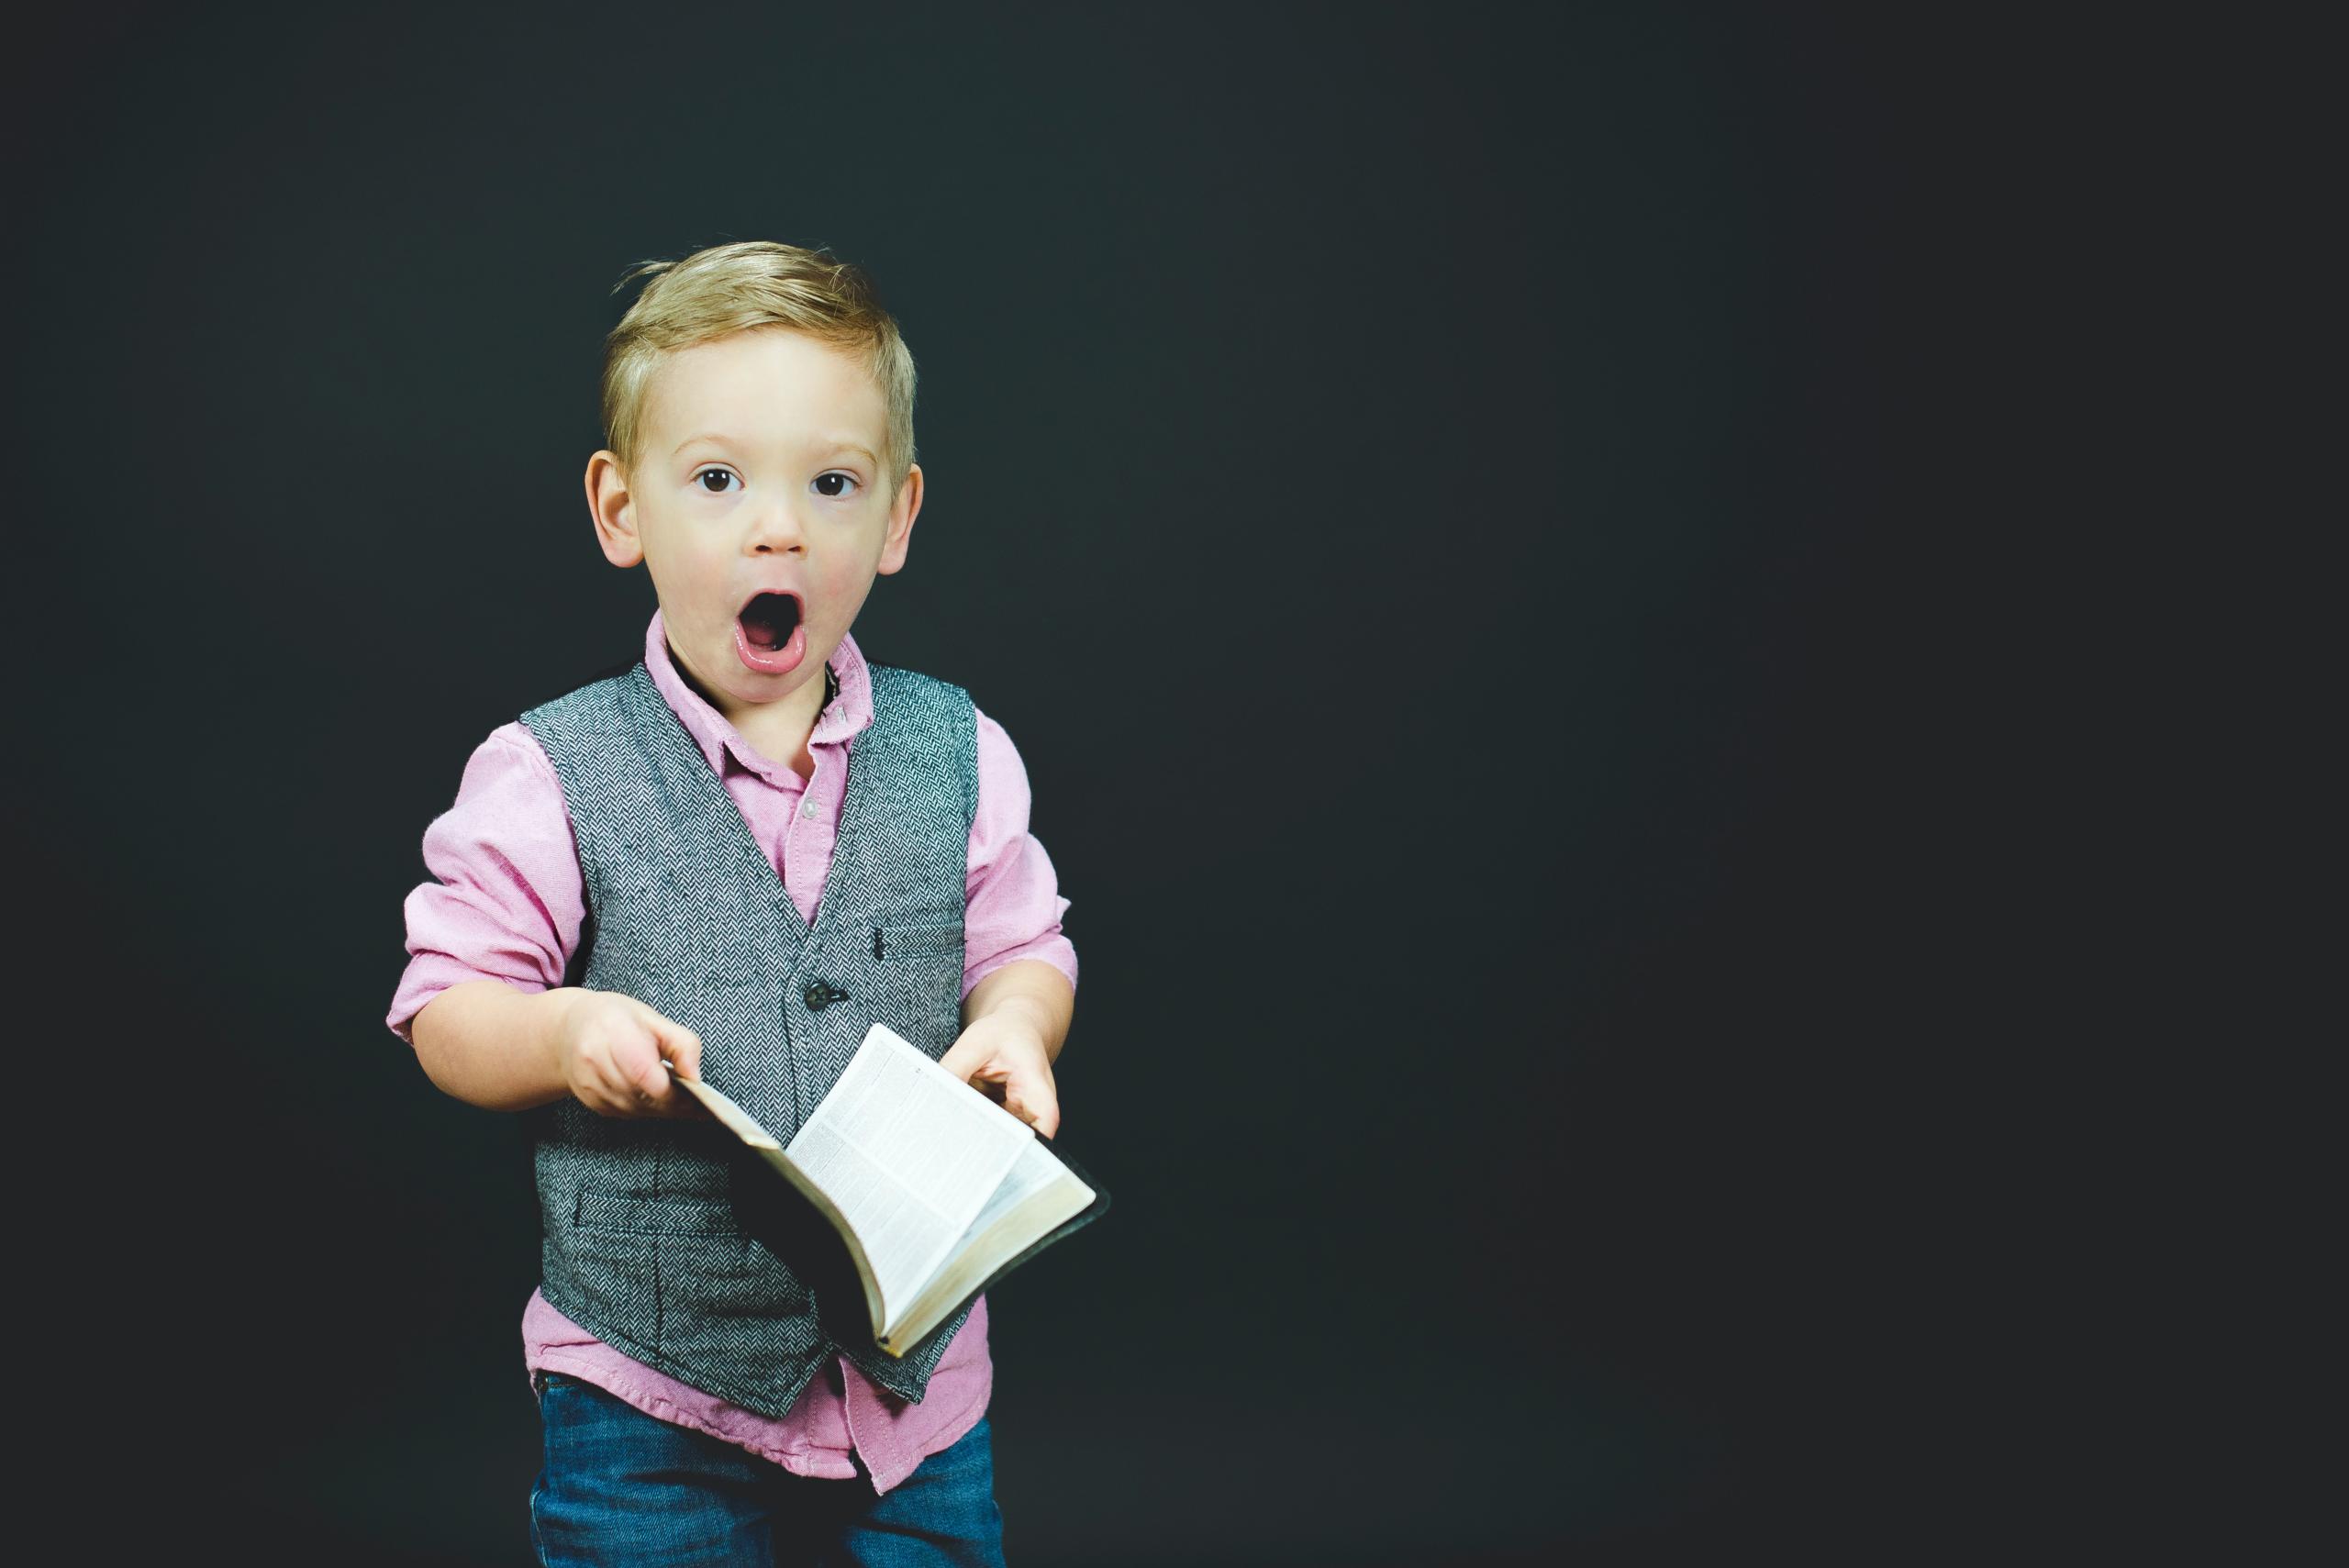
top-left (640, 328), bottom-right (885, 450)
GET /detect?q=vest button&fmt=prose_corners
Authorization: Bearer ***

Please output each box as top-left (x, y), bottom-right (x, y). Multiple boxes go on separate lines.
top-left (803, 980), bottom-right (849, 1011)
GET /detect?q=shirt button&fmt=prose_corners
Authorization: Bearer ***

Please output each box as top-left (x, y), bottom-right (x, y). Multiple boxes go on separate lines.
top-left (801, 798), bottom-right (818, 819)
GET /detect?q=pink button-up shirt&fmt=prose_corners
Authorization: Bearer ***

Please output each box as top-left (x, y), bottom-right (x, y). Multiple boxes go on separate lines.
top-left (387, 608), bottom-right (1077, 1493)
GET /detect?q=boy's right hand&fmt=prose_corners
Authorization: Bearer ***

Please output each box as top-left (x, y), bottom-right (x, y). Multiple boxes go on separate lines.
top-left (546, 988), bottom-right (708, 1118)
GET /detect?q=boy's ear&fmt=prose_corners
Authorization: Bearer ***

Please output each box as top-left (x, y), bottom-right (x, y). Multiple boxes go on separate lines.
top-left (585, 451), bottom-right (643, 568)
top-left (876, 463), bottom-right (924, 576)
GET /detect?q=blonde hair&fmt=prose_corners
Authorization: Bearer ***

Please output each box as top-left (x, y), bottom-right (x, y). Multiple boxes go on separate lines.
top-left (600, 240), bottom-right (917, 496)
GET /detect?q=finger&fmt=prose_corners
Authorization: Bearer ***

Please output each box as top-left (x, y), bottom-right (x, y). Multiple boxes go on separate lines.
top-left (597, 1063), bottom-right (658, 1116)
top-left (656, 1064), bottom-right (712, 1118)
top-left (659, 1021), bottom-right (704, 1083)
top-left (936, 1033), bottom-right (984, 1084)
top-left (608, 1006), bottom-right (692, 1113)
top-left (1024, 1095), bottom-right (1062, 1140)
top-left (597, 1022), bottom-right (673, 1115)
top-left (650, 1026), bottom-right (710, 1118)
top-left (1002, 1068), bottom-right (1061, 1140)
top-left (947, 1055), bottom-right (1015, 1107)
top-left (630, 1051), bottom-right (681, 1113)
top-left (622, 998), bottom-right (697, 1071)
top-left (582, 1072), bottom-right (637, 1118)
top-left (578, 1037), bottom-right (641, 1117)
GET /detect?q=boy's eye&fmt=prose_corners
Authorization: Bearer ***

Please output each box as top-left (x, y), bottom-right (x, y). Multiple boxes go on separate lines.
top-left (814, 472), bottom-right (859, 499)
top-left (695, 467), bottom-right (738, 495)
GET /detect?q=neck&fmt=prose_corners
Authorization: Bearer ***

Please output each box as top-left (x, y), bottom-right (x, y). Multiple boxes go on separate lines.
top-left (669, 641), bottom-right (837, 781)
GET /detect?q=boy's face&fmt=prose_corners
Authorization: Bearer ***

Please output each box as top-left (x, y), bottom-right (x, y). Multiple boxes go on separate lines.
top-left (586, 327), bottom-right (920, 730)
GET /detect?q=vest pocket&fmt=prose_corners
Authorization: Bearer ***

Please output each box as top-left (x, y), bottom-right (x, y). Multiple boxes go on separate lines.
top-left (864, 918), bottom-right (967, 1053)
top-left (662, 1230), bottom-right (811, 1325)
top-left (651, 1228), bottom-right (818, 1396)
top-left (872, 918), bottom-right (964, 961)
top-left (573, 1190), bottom-right (741, 1236)
top-left (564, 1188), bottom-right (814, 1367)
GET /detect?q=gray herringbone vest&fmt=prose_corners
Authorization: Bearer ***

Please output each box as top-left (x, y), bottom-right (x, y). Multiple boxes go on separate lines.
top-left (517, 656), bottom-right (978, 1417)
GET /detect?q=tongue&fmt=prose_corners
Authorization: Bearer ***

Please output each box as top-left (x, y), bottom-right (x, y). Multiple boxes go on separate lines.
top-left (741, 595), bottom-right (796, 649)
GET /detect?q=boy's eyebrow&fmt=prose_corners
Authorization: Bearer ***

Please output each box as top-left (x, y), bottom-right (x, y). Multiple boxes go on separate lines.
top-left (672, 432), bottom-right (880, 464)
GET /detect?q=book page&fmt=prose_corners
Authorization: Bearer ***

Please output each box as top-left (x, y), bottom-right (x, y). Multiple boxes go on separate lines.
top-left (784, 1025), bottom-right (1032, 1328)
top-left (957, 1136), bottom-right (1080, 1247)
top-left (885, 1137), bottom-right (1097, 1353)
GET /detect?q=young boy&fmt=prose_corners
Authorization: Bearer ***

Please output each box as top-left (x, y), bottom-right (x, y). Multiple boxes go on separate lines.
top-left (386, 240), bottom-right (1077, 1566)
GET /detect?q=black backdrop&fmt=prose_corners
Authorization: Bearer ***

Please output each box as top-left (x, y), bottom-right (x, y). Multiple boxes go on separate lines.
top-left (10, 5), bottom-right (1972, 1562)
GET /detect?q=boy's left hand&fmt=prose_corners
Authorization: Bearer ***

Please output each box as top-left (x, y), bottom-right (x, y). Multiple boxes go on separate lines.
top-left (938, 1015), bottom-right (1060, 1139)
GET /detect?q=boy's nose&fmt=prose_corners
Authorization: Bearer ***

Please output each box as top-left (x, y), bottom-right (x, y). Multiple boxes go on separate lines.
top-left (746, 503), bottom-right (806, 552)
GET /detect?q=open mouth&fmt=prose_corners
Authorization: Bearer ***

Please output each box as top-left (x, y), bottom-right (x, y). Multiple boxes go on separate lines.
top-left (738, 591), bottom-right (802, 651)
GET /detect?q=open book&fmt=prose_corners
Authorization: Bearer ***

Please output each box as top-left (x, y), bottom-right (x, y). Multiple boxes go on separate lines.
top-left (670, 1023), bottom-right (1105, 1357)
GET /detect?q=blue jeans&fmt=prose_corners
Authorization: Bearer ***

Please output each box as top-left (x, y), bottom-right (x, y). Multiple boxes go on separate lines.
top-left (529, 1371), bottom-right (1008, 1567)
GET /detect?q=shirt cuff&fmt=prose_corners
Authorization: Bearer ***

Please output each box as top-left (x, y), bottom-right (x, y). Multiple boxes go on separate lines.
top-left (961, 937), bottom-right (1077, 1003)
top-left (386, 956), bottom-right (550, 1046)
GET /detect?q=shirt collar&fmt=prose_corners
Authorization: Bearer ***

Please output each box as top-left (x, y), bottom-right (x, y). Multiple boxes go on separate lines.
top-left (642, 606), bottom-right (874, 780)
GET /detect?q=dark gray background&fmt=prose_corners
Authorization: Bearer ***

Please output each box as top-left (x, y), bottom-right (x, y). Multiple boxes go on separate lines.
top-left (9, 4), bottom-right (1989, 1562)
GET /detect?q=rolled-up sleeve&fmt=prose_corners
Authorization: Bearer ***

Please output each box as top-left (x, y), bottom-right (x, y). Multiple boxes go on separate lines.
top-left (962, 707), bottom-right (1078, 1001)
top-left (386, 723), bottom-right (586, 1046)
